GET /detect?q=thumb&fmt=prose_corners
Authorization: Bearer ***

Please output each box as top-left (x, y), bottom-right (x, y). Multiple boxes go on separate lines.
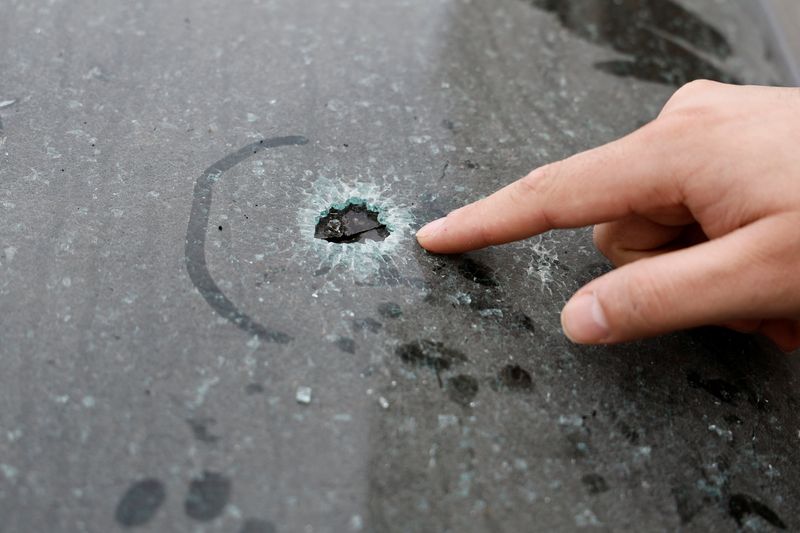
top-left (560, 219), bottom-right (791, 344)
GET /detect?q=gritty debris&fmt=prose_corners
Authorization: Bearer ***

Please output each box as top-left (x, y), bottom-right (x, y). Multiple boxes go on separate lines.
top-left (296, 386), bottom-right (312, 405)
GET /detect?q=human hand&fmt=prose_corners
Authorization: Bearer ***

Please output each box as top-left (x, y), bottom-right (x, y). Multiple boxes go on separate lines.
top-left (416, 81), bottom-right (800, 351)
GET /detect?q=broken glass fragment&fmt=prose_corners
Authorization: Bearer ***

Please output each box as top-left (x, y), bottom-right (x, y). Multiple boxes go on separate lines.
top-left (315, 202), bottom-right (390, 244)
top-left (296, 386), bottom-right (312, 404)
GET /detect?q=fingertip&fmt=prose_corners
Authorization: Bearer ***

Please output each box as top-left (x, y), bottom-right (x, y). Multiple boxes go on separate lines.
top-left (561, 292), bottom-right (610, 344)
top-left (415, 217), bottom-right (447, 249)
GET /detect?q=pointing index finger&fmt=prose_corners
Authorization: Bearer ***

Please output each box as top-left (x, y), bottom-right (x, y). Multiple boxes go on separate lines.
top-left (416, 124), bottom-right (684, 254)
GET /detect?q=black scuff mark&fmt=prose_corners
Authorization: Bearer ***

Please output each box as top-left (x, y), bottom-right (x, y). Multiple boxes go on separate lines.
top-left (333, 336), bottom-right (356, 354)
top-left (581, 473), bottom-right (609, 494)
top-left (439, 160), bottom-right (449, 180)
top-left (493, 364), bottom-right (533, 391)
top-left (728, 493), bottom-right (786, 529)
top-left (186, 417), bottom-right (220, 443)
top-left (455, 256), bottom-right (499, 287)
top-left (184, 136), bottom-right (308, 343)
top-left (377, 302), bottom-right (403, 319)
top-left (354, 317), bottom-right (383, 333)
top-left (396, 339), bottom-right (467, 387)
top-left (115, 478), bottom-right (167, 527)
top-left (447, 374), bottom-right (479, 407)
top-left (686, 370), bottom-right (740, 404)
top-left (422, 253), bottom-right (536, 336)
top-left (245, 383), bottom-right (264, 395)
top-left (184, 471), bottom-right (232, 522)
top-left (240, 518), bottom-right (277, 533)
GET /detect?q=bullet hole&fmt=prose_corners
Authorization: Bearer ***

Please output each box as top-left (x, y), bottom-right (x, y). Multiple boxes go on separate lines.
top-left (315, 201), bottom-right (389, 244)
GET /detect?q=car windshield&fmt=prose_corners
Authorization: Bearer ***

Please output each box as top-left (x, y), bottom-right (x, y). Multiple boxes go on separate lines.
top-left (0, 0), bottom-right (797, 531)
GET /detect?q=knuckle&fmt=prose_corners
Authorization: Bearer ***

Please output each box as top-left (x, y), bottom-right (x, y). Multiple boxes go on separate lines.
top-left (661, 79), bottom-right (722, 118)
top-left (514, 163), bottom-right (560, 201)
top-left (509, 162), bottom-right (562, 225)
top-left (672, 79), bottom-right (718, 101)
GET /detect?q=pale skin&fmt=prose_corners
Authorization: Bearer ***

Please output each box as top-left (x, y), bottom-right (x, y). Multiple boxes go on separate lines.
top-left (416, 81), bottom-right (800, 352)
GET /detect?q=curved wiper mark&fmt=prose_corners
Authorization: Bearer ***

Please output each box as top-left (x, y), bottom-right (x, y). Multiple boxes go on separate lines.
top-left (185, 136), bottom-right (309, 343)
top-left (527, 0), bottom-right (736, 86)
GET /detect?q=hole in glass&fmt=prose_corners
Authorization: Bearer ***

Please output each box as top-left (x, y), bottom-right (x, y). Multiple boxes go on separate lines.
top-left (314, 201), bottom-right (390, 244)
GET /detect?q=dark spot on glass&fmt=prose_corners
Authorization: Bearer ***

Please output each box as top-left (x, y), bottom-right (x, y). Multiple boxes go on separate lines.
top-left (723, 414), bottom-right (743, 426)
top-left (354, 317), bottom-right (382, 333)
top-left (441, 118), bottom-right (455, 131)
top-left (581, 473), bottom-right (609, 494)
top-left (314, 266), bottom-right (331, 276)
top-left (447, 374), bottom-right (479, 407)
top-left (218, 225), bottom-right (223, 231)
top-left (728, 494), bottom-right (786, 529)
top-left (616, 420), bottom-right (639, 444)
top-left (240, 518), bottom-right (277, 533)
top-left (333, 337), bottom-right (356, 354)
top-left (462, 160), bottom-right (479, 169)
top-left (564, 430), bottom-right (590, 458)
top-left (746, 389), bottom-right (771, 413)
top-left (456, 257), bottom-right (498, 287)
top-left (687, 371), bottom-right (740, 404)
top-left (507, 312), bottom-right (535, 335)
top-left (315, 202), bottom-right (389, 244)
top-left (496, 364), bottom-right (533, 391)
top-left (396, 340), bottom-right (467, 371)
top-left (186, 417), bottom-right (220, 443)
top-left (115, 478), bottom-right (166, 527)
top-left (184, 471), bottom-right (232, 522)
top-left (671, 485), bottom-right (705, 525)
top-left (526, 0), bottom-right (736, 86)
top-left (378, 302), bottom-right (402, 319)
top-left (245, 383), bottom-right (264, 395)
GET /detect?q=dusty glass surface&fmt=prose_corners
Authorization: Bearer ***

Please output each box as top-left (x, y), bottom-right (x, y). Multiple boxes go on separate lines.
top-left (0, 0), bottom-right (796, 531)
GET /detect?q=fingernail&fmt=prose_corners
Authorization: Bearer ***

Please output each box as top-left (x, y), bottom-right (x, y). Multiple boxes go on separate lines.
top-left (416, 217), bottom-right (447, 241)
top-left (561, 292), bottom-right (610, 344)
